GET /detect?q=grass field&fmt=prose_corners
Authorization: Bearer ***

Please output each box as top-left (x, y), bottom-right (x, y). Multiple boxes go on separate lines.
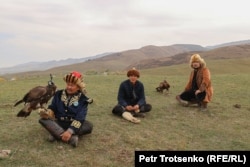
top-left (0, 60), bottom-right (250, 166)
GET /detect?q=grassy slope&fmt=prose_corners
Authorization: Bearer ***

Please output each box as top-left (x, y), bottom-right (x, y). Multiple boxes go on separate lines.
top-left (0, 59), bottom-right (249, 166)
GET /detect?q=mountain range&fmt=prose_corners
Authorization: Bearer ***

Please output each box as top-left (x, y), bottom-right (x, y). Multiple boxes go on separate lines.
top-left (1, 39), bottom-right (250, 77)
top-left (0, 52), bottom-right (112, 75)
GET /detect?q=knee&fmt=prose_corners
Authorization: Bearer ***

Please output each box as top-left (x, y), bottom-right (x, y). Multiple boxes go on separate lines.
top-left (79, 120), bottom-right (93, 135)
top-left (140, 104), bottom-right (152, 112)
top-left (86, 120), bottom-right (93, 131)
top-left (88, 124), bottom-right (93, 134)
top-left (112, 105), bottom-right (125, 116)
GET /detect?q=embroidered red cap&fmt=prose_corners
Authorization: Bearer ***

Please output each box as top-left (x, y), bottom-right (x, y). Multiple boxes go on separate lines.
top-left (64, 71), bottom-right (83, 84)
top-left (71, 71), bottom-right (82, 79)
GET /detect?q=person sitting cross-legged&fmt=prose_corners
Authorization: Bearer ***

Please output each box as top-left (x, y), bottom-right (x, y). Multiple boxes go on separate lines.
top-left (112, 68), bottom-right (152, 123)
top-left (38, 71), bottom-right (93, 147)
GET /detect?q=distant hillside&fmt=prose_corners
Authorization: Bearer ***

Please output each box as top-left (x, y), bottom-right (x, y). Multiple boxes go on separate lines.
top-left (47, 44), bottom-right (206, 72)
top-left (128, 44), bottom-right (250, 69)
top-left (126, 51), bottom-right (199, 70)
top-left (0, 52), bottom-right (112, 75)
top-left (2, 40), bottom-right (250, 78)
top-left (201, 44), bottom-right (250, 59)
top-left (206, 39), bottom-right (250, 49)
top-left (0, 44), bottom-right (206, 75)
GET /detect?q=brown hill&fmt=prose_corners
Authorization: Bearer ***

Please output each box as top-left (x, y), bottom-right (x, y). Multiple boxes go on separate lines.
top-left (128, 44), bottom-right (250, 69)
top-left (201, 44), bottom-right (250, 59)
top-left (4, 44), bottom-right (250, 78)
top-left (45, 44), bottom-right (205, 73)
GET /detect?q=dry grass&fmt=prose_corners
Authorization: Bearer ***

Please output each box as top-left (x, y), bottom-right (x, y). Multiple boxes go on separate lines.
top-left (0, 60), bottom-right (249, 166)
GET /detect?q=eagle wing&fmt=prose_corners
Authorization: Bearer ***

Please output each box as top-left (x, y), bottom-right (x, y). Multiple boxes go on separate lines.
top-left (24, 86), bottom-right (47, 103)
top-left (16, 86), bottom-right (51, 117)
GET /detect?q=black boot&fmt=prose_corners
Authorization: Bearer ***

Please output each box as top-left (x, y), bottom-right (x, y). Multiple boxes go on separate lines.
top-left (176, 95), bottom-right (188, 106)
top-left (69, 135), bottom-right (78, 147)
top-left (133, 112), bottom-right (145, 118)
top-left (200, 102), bottom-right (208, 111)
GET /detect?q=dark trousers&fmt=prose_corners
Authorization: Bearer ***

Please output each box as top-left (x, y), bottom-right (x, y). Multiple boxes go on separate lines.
top-left (180, 90), bottom-right (206, 103)
top-left (112, 104), bottom-right (152, 116)
top-left (57, 120), bottom-right (93, 136)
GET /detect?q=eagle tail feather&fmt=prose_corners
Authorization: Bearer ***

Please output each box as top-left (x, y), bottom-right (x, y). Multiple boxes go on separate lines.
top-left (14, 100), bottom-right (24, 107)
top-left (16, 109), bottom-right (31, 117)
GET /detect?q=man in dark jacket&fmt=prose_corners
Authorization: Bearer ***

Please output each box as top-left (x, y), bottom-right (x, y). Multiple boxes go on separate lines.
top-left (112, 68), bottom-right (152, 123)
top-left (38, 71), bottom-right (93, 147)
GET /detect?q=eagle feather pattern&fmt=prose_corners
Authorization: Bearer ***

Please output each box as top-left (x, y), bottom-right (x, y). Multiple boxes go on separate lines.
top-left (14, 85), bottom-right (56, 117)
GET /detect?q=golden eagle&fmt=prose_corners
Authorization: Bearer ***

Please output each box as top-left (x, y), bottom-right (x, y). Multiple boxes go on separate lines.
top-left (156, 80), bottom-right (170, 93)
top-left (14, 74), bottom-right (57, 117)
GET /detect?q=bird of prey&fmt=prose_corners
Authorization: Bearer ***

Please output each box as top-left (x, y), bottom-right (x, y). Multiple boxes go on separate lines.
top-left (156, 80), bottom-right (170, 93)
top-left (14, 74), bottom-right (57, 117)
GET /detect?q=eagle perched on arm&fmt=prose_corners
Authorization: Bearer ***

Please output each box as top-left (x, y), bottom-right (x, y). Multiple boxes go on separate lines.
top-left (14, 74), bottom-right (57, 117)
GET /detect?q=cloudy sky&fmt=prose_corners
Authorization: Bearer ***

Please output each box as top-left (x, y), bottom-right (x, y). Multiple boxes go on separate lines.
top-left (1, 0), bottom-right (250, 68)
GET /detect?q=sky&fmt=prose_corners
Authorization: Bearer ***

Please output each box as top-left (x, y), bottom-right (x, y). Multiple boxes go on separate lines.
top-left (1, 0), bottom-right (250, 68)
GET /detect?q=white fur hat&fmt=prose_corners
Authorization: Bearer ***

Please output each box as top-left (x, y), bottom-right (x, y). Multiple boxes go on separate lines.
top-left (190, 54), bottom-right (206, 67)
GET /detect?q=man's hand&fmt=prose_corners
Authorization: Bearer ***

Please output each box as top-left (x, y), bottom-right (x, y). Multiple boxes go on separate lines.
top-left (60, 130), bottom-right (72, 142)
top-left (125, 105), bottom-right (134, 111)
top-left (126, 105), bottom-right (140, 112)
top-left (133, 104), bottom-right (140, 113)
top-left (195, 90), bottom-right (201, 95)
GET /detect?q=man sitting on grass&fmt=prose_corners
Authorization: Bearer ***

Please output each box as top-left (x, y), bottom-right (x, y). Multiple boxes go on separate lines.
top-left (112, 68), bottom-right (152, 123)
top-left (38, 71), bottom-right (93, 147)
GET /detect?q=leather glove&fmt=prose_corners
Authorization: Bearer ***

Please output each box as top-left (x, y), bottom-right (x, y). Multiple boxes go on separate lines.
top-left (122, 112), bottom-right (140, 124)
top-left (87, 98), bottom-right (94, 104)
top-left (38, 108), bottom-right (55, 120)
